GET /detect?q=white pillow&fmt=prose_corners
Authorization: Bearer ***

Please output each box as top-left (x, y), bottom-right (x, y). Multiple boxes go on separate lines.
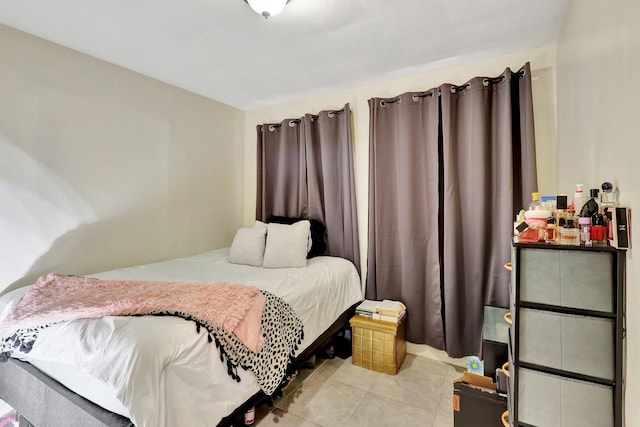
top-left (262, 221), bottom-right (311, 268)
top-left (228, 226), bottom-right (267, 267)
top-left (258, 219), bottom-right (312, 253)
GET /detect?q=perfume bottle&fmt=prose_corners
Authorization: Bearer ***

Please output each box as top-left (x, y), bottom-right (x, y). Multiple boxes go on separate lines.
top-left (559, 218), bottom-right (580, 246)
top-left (579, 217), bottom-right (591, 246)
top-left (516, 222), bottom-right (539, 243)
top-left (545, 217), bottom-right (558, 243)
top-left (591, 213), bottom-right (607, 246)
top-left (600, 181), bottom-right (620, 207)
top-left (556, 194), bottom-right (569, 227)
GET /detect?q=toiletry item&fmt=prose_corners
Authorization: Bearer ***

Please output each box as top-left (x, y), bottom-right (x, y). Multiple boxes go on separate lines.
top-left (556, 195), bottom-right (568, 211)
top-left (590, 188), bottom-right (600, 208)
top-left (540, 195), bottom-right (557, 212)
top-left (524, 210), bottom-right (552, 222)
top-left (515, 222), bottom-right (539, 243)
top-left (579, 217), bottom-right (591, 246)
top-left (579, 189), bottom-right (600, 217)
top-left (600, 182), bottom-right (620, 207)
top-left (513, 211), bottom-right (526, 238)
top-left (545, 217), bottom-right (557, 243)
top-left (591, 214), bottom-right (607, 246)
top-left (524, 209), bottom-right (550, 241)
top-left (559, 218), bottom-right (580, 246)
top-left (244, 406), bottom-right (255, 425)
top-left (605, 207), bottom-right (615, 240)
top-left (529, 192), bottom-right (542, 210)
top-left (610, 207), bottom-right (632, 249)
top-left (556, 195), bottom-right (568, 227)
top-left (573, 184), bottom-right (587, 216)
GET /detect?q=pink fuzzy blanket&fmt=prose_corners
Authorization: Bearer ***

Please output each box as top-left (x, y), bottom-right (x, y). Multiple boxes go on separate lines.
top-left (1, 273), bottom-right (266, 352)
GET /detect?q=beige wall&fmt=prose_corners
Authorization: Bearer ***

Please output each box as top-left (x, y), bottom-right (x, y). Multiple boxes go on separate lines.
top-left (0, 24), bottom-right (245, 294)
top-left (243, 46), bottom-right (557, 365)
top-left (556, 1), bottom-right (640, 424)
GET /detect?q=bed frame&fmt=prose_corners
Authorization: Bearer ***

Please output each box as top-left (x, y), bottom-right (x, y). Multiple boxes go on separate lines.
top-left (0, 303), bottom-right (357, 427)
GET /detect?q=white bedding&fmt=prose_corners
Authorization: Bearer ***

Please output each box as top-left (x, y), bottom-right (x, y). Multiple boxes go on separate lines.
top-left (0, 248), bottom-right (362, 427)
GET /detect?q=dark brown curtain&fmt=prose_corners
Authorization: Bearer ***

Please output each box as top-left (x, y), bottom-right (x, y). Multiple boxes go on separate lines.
top-left (366, 91), bottom-right (445, 349)
top-left (366, 63), bottom-right (537, 357)
top-left (256, 104), bottom-right (360, 270)
top-left (440, 63), bottom-right (537, 357)
top-left (305, 105), bottom-right (360, 271)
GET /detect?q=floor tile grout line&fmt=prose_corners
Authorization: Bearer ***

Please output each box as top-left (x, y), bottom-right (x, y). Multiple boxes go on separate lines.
top-left (259, 356), bottom-right (461, 426)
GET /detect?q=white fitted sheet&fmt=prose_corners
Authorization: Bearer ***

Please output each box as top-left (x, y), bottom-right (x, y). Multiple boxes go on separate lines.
top-left (0, 248), bottom-right (362, 426)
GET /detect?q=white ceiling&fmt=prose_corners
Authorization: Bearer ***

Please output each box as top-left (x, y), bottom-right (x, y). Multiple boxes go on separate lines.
top-left (0, 0), bottom-right (569, 110)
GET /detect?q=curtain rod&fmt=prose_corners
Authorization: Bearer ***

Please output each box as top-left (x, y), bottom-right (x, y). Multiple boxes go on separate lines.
top-left (310, 107), bottom-right (345, 119)
top-left (379, 69), bottom-right (528, 100)
top-left (379, 90), bottom-right (435, 107)
top-left (267, 118), bottom-right (300, 131)
top-left (265, 107), bottom-right (345, 131)
top-left (481, 69), bottom-right (526, 88)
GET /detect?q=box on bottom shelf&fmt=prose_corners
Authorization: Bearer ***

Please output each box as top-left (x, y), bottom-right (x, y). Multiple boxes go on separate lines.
top-left (350, 315), bottom-right (406, 375)
top-left (453, 372), bottom-right (506, 427)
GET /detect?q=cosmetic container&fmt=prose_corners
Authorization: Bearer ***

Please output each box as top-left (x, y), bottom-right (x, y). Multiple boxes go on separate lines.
top-left (559, 218), bottom-right (580, 246)
top-left (545, 217), bottom-right (557, 243)
top-left (573, 184), bottom-right (587, 216)
top-left (590, 214), bottom-right (607, 246)
top-left (529, 192), bottom-right (542, 210)
top-left (600, 182), bottom-right (619, 207)
top-left (579, 217), bottom-right (591, 246)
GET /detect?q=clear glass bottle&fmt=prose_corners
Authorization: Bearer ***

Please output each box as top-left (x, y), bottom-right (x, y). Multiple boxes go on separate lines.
top-left (516, 222), bottom-right (539, 243)
top-left (541, 195), bottom-right (557, 213)
top-left (579, 217), bottom-right (591, 246)
top-left (600, 181), bottom-right (620, 207)
top-left (559, 218), bottom-right (580, 246)
top-left (529, 192), bottom-right (542, 210)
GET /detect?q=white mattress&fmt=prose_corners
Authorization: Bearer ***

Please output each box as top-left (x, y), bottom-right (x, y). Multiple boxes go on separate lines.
top-left (0, 248), bottom-right (362, 426)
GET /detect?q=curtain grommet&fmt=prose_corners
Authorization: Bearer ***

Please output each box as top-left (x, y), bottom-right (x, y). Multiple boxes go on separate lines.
top-left (380, 97), bottom-right (400, 108)
top-left (412, 91), bottom-right (434, 102)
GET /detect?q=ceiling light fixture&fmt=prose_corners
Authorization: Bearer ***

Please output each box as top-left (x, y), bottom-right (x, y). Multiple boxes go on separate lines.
top-left (244, 0), bottom-right (289, 18)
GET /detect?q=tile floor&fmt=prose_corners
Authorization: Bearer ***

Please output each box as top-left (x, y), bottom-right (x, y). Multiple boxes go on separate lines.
top-left (253, 354), bottom-right (463, 427)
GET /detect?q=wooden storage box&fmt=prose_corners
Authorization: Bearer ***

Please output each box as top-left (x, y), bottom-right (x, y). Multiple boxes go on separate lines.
top-left (350, 315), bottom-right (406, 375)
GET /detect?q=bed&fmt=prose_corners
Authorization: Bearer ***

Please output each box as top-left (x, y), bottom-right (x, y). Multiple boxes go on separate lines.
top-left (0, 246), bottom-right (362, 427)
